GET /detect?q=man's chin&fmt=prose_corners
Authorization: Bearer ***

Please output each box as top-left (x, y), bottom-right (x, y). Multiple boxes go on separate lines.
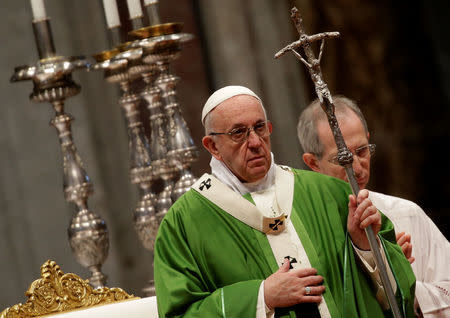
top-left (246, 166), bottom-right (269, 182)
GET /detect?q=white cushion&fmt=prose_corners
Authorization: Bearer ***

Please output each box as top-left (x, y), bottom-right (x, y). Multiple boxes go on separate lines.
top-left (46, 296), bottom-right (158, 318)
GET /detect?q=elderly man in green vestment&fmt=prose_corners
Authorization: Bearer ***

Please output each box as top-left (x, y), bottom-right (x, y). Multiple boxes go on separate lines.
top-left (154, 85), bottom-right (416, 317)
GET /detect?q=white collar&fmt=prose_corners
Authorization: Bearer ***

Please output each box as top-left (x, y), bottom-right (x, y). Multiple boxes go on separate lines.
top-left (192, 165), bottom-right (294, 234)
top-left (209, 153), bottom-right (276, 195)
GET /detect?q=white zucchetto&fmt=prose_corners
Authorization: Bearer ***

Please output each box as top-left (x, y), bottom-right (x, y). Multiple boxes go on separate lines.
top-left (201, 85), bottom-right (262, 126)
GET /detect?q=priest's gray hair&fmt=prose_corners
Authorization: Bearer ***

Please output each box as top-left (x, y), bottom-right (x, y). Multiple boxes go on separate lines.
top-left (297, 96), bottom-right (368, 158)
top-left (204, 97), bottom-right (268, 135)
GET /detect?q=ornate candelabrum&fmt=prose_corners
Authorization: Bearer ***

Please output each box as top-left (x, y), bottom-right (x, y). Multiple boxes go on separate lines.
top-left (93, 0), bottom-right (199, 295)
top-left (155, 45), bottom-right (198, 202)
top-left (93, 47), bottom-right (160, 296)
top-left (139, 64), bottom-right (173, 220)
top-left (99, 0), bottom-right (164, 295)
top-left (11, 15), bottom-right (109, 288)
top-left (130, 22), bottom-right (199, 208)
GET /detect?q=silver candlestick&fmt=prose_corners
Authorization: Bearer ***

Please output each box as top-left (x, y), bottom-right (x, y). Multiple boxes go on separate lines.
top-left (155, 57), bottom-right (198, 202)
top-left (93, 2), bottom-right (199, 293)
top-left (124, 20), bottom-right (198, 294)
top-left (124, 1), bottom-right (176, 218)
top-left (129, 22), bottom-right (198, 205)
top-left (11, 18), bottom-right (109, 288)
top-left (139, 67), bottom-right (175, 219)
top-left (93, 48), bottom-right (160, 295)
top-left (131, 60), bottom-right (169, 296)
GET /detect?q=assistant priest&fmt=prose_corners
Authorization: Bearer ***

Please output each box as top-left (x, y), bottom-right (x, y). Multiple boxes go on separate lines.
top-left (154, 85), bottom-right (416, 317)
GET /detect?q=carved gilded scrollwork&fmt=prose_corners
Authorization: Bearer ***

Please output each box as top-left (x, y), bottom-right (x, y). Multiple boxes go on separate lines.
top-left (0, 260), bottom-right (137, 318)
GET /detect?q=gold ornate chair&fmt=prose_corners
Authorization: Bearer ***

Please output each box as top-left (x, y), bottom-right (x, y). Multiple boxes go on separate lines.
top-left (1, 260), bottom-right (158, 318)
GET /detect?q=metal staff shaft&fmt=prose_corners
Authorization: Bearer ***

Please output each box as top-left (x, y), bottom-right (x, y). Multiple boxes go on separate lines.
top-left (275, 7), bottom-right (402, 318)
top-left (322, 96), bottom-right (402, 317)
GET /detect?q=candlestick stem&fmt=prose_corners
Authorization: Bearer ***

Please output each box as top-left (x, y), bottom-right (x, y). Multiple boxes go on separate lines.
top-left (50, 97), bottom-right (109, 289)
top-left (131, 18), bottom-right (144, 31)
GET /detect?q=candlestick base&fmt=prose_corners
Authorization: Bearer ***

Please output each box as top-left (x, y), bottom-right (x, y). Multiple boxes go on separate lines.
top-left (92, 48), bottom-right (120, 63)
top-left (129, 22), bottom-right (183, 39)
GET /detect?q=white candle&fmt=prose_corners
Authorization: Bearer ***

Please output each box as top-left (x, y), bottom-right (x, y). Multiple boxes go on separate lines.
top-left (144, 0), bottom-right (158, 5)
top-left (126, 0), bottom-right (143, 19)
top-left (102, 0), bottom-right (121, 28)
top-left (30, 0), bottom-right (47, 21)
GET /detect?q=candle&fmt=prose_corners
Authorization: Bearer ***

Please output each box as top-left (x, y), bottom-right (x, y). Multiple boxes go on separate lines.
top-left (30, 0), bottom-right (47, 21)
top-left (144, 0), bottom-right (158, 5)
top-left (102, 0), bottom-right (121, 28)
top-left (126, 0), bottom-right (143, 19)
top-left (144, 0), bottom-right (160, 25)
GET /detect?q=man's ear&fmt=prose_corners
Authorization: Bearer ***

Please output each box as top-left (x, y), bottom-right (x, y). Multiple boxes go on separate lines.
top-left (268, 121), bottom-right (273, 134)
top-left (202, 136), bottom-right (222, 160)
top-left (302, 152), bottom-right (320, 172)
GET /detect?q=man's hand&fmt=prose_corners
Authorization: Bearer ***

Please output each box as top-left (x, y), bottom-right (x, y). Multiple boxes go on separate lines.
top-left (264, 259), bottom-right (325, 309)
top-left (396, 232), bottom-right (415, 264)
top-left (347, 189), bottom-right (381, 250)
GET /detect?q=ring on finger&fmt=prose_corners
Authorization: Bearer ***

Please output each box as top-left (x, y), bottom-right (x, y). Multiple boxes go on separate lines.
top-left (305, 286), bottom-right (311, 295)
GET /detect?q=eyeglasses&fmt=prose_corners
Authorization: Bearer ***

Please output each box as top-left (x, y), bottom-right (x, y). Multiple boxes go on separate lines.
top-left (209, 120), bottom-right (271, 143)
top-left (328, 144), bottom-right (376, 165)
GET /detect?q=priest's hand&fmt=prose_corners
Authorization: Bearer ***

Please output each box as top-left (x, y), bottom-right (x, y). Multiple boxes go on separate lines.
top-left (396, 232), bottom-right (415, 264)
top-left (347, 189), bottom-right (381, 250)
top-left (264, 259), bottom-right (325, 309)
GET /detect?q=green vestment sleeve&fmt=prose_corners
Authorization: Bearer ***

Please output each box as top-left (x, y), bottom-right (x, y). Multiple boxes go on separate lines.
top-left (154, 192), bottom-right (264, 317)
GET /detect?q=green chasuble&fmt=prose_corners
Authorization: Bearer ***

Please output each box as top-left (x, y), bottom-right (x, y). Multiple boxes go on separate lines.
top-left (154, 169), bottom-right (416, 317)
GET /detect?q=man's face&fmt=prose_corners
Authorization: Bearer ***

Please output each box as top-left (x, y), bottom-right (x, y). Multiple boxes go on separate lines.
top-left (314, 111), bottom-right (371, 189)
top-left (202, 95), bottom-right (272, 183)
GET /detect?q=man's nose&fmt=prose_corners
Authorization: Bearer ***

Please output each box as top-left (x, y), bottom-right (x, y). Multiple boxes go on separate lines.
top-left (352, 155), bottom-right (363, 175)
top-left (247, 130), bottom-right (262, 147)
